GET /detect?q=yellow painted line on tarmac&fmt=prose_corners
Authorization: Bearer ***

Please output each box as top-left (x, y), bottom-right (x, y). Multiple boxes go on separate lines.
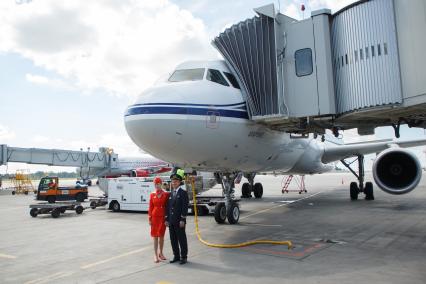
top-left (81, 246), bottom-right (151, 269)
top-left (0, 253), bottom-right (17, 259)
top-left (240, 191), bottom-right (323, 220)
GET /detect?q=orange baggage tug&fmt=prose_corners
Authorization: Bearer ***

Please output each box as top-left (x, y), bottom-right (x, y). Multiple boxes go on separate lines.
top-left (36, 176), bottom-right (88, 203)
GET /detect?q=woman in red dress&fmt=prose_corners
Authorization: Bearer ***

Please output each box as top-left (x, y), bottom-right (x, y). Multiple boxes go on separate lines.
top-left (148, 177), bottom-right (170, 263)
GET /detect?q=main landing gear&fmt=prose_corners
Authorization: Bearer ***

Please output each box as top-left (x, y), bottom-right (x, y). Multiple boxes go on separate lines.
top-left (340, 155), bottom-right (374, 201)
top-left (241, 173), bottom-right (263, 198)
top-left (214, 173), bottom-right (241, 225)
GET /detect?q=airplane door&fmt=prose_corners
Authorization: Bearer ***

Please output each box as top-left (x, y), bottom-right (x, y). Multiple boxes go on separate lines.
top-left (284, 19), bottom-right (318, 117)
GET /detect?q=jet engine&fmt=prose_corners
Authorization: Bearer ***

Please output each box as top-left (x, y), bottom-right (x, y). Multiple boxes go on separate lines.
top-left (373, 148), bottom-right (422, 195)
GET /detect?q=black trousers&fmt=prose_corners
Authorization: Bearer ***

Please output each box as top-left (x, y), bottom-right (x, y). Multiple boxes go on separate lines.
top-left (169, 222), bottom-right (188, 259)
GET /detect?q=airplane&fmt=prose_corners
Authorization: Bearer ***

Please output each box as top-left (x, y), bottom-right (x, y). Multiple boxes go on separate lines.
top-left (124, 60), bottom-right (426, 224)
top-left (76, 155), bottom-right (172, 181)
top-left (107, 156), bottom-right (172, 177)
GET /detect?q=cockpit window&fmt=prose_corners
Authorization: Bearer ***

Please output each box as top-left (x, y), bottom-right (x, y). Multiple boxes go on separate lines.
top-left (223, 72), bottom-right (240, 89)
top-left (206, 69), bottom-right (229, 86)
top-left (168, 68), bottom-right (205, 82)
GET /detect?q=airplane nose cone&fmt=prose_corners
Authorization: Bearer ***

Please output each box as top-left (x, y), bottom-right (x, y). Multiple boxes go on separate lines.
top-left (124, 85), bottom-right (187, 161)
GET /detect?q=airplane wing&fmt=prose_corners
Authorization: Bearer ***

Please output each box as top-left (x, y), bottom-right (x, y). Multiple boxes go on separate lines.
top-left (322, 137), bottom-right (426, 164)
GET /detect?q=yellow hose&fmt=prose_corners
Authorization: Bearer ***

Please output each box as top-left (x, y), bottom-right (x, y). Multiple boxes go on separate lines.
top-left (189, 176), bottom-right (292, 249)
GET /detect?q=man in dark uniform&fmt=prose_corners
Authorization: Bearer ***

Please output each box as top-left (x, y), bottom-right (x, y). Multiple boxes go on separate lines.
top-left (165, 170), bottom-right (189, 264)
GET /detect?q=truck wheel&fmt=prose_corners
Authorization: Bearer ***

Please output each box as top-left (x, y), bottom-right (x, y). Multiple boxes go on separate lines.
top-left (111, 202), bottom-right (120, 212)
top-left (75, 205), bottom-right (84, 214)
top-left (47, 196), bottom-right (56, 203)
top-left (90, 201), bottom-right (97, 209)
top-left (75, 193), bottom-right (85, 202)
top-left (51, 208), bottom-right (61, 218)
top-left (30, 208), bottom-right (38, 217)
top-left (214, 203), bottom-right (226, 224)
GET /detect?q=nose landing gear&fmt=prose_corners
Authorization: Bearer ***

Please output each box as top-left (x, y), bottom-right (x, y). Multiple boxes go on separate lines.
top-left (214, 173), bottom-right (241, 224)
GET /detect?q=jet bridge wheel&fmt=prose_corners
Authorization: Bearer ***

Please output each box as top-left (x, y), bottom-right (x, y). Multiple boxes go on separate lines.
top-left (350, 182), bottom-right (359, 200)
top-left (364, 182), bottom-right (374, 200)
top-left (214, 202), bottom-right (227, 224)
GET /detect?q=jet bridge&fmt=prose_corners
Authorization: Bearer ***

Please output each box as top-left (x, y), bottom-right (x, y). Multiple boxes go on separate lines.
top-left (212, 0), bottom-right (426, 136)
top-left (0, 145), bottom-right (119, 174)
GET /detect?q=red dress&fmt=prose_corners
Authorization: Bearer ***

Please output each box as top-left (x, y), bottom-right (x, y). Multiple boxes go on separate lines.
top-left (148, 190), bottom-right (170, 237)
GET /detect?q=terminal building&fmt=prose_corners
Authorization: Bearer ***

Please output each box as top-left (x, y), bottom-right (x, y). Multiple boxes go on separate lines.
top-left (212, 0), bottom-right (426, 136)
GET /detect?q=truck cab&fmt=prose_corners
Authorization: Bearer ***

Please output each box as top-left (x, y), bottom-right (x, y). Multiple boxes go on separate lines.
top-left (37, 176), bottom-right (88, 203)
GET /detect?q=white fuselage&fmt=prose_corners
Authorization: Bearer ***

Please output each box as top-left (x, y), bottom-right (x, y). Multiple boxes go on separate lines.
top-left (124, 60), bottom-right (331, 174)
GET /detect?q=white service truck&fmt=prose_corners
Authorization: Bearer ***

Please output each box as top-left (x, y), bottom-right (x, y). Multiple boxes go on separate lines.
top-left (107, 177), bottom-right (153, 212)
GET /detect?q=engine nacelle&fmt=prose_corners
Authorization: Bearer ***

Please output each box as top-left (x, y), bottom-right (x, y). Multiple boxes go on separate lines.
top-left (373, 148), bottom-right (422, 195)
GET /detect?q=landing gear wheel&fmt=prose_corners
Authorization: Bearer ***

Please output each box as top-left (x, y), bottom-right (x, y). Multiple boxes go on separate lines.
top-left (111, 202), bottom-right (120, 212)
top-left (227, 202), bottom-right (240, 224)
top-left (30, 208), bottom-right (38, 217)
top-left (75, 193), bottom-right (85, 202)
top-left (24, 191), bottom-right (28, 195)
top-left (12, 191), bottom-right (15, 195)
top-left (350, 182), bottom-right (359, 200)
top-left (90, 201), bottom-right (97, 209)
top-left (214, 202), bottom-right (226, 224)
top-left (51, 208), bottom-right (61, 218)
top-left (75, 205), bottom-right (84, 214)
top-left (253, 183), bottom-right (263, 198)
top-left (364, 182), bottom-right (374, 200)
top-left (241, 183), bottom-right (251, 198)
top-left (47, 196), bottom-right (56, 203)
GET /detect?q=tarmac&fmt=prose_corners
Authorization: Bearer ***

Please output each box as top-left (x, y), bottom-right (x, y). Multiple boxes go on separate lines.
top-left (0, 172), bottom-right (425, 284)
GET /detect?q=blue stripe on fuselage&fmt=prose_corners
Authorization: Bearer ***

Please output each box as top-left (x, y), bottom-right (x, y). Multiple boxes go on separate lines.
top-left (125, 106), bottom-right (249, 119)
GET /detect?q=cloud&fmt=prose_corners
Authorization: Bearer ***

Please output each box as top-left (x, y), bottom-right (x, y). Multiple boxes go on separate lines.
top-left (0, 0), bottom-right (216, 97)
top-left (25, 73), bottom-right (74, 90)
top-left (0, 124), bottom-right (16, 141)
top-left (25, 74), bottom-right (49, 84)
top-left (28, 131), bottom-right (143, 158)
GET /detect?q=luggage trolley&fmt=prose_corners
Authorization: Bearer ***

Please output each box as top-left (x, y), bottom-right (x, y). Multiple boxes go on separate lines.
top-left (29, 201), bottom-right (85, 218)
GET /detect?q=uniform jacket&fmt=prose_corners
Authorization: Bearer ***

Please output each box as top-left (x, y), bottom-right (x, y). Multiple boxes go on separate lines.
top-left (165, 186), bottom-right (189, 224)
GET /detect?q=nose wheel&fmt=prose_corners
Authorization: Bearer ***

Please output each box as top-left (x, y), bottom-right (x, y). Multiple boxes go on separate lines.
top-left (215, 173), bottom-right (241, 224)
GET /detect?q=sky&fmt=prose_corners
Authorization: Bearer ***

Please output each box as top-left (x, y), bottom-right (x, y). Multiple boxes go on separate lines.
top-left (0, 0), bottom-right (425, 174)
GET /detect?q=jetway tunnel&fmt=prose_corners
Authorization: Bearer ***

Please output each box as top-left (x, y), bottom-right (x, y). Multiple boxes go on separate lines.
top-left (0, 145), bottom-right (119, 176)
top-left (212, 0), bottom-right (426, 136)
